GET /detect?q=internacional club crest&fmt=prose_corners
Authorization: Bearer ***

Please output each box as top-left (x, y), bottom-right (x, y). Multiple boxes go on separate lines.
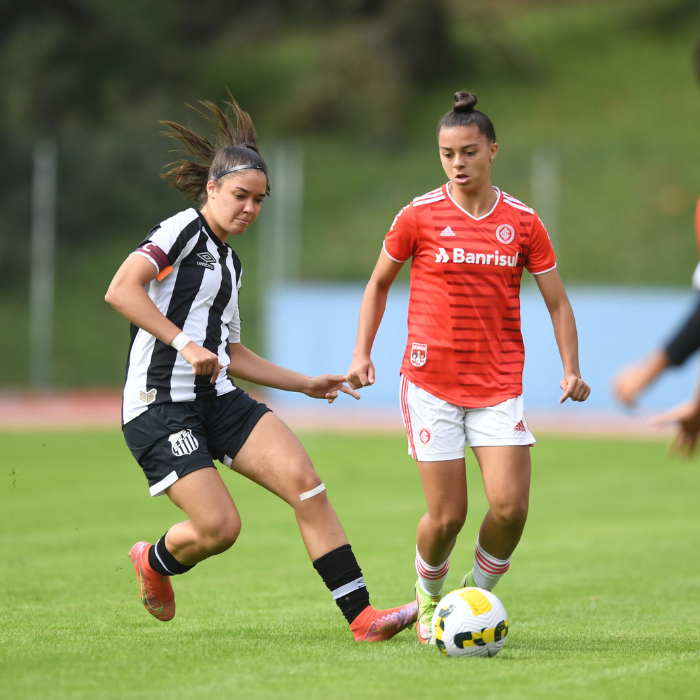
top-left (168, 429), bottom-right (199, 457)
top-left (495, 224), bottom-right (515, 245)
top-left (411, 342), bottom-right (427, 367)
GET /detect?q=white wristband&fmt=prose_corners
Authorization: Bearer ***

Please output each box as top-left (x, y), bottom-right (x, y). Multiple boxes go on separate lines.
top-left (170, 332), bottom-right (191, 352)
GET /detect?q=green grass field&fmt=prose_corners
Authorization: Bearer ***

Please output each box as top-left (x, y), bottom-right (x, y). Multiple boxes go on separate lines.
top-left (1, 430), bottom-right (699, 699)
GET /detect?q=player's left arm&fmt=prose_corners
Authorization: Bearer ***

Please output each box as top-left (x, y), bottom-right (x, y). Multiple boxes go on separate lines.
top-left (534, 269), bottom-right (591, 404)
top-left (227, 342), bottom-right (360, 404)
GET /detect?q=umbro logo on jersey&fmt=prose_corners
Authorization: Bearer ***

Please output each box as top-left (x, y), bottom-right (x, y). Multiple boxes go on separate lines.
top-left (139, 388), bottom-right (157, 404)
top-left (169, 429), bottom-right (199, 457)
top-left (196, 251), bottom-right (217, 270)
top-left (514, 420), bottom-right (527, 432)
top-left (440, 226), bottom-right (456, 237)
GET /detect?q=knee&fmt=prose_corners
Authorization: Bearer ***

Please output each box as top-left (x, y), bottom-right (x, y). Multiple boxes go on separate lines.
top-left (432, 508), bottom-right (467, 541)
top-left (490, 498), bottom-right (528, 530)
top-left (197, 512), bottom-right (241, 555)
top-left (289, 462), bottom-right (325, 508)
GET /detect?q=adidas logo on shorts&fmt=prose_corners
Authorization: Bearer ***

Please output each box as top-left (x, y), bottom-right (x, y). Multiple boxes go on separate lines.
top-left (514, 420), bottom-right (527, 432)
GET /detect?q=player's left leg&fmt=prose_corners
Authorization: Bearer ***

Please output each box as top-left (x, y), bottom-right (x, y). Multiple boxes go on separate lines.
top-left (229, 412), bottom-right (417, 642)
top-left (462, 445), bottom-right (531, 590)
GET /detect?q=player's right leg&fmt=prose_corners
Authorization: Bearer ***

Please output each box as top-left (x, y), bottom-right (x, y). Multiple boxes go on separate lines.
top-left (129, 468), bottom-right (240, 621)
top-left (414, 457), bottom-right (467, 643)
top-left (123, 402), bottom-right (239, 622)
top-left (400, 375), bottom-right (469, 644)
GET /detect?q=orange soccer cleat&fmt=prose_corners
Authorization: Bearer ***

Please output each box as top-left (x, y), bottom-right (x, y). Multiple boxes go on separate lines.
top-left (350, 601), bottom-right (418, 642)
top-left (129, 541), bottom-right (176, 622)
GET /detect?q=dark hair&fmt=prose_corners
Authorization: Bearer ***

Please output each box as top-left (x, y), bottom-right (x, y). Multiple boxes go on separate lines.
top-left (437, 91), bottom-right (496, 143)
top-left (161, 90), bottom-right (269, 201)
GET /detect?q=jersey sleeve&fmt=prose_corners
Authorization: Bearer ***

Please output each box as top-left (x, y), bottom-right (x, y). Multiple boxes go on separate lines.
top-left (383, 204), bottom-right (418, 262)
top-left (664, 296), bottom-right (700, 366)
top-left (131, 211), bottom-right (200, 279)
top-left (227, 270), bottom-right (243, 344)
top-left (525, 215), bottom-right (557, 275)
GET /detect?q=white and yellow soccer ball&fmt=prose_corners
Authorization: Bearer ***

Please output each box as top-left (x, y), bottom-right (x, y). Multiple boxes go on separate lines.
top-left (431, 587), bottom-right (508, 658)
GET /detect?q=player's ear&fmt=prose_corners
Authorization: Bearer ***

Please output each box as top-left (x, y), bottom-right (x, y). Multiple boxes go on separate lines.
top-left (489, 142), bottom-right (498, 162)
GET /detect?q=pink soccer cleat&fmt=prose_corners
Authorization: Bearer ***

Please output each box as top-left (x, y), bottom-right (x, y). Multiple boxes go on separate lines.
top-left (129, 541), bottom-right (176, 622)
top-left (350, 601), bottom-right (419, 642)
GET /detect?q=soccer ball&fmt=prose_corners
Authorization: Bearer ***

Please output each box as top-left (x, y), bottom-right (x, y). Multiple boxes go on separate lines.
top-left (431, 587), bottom-right (509, 657)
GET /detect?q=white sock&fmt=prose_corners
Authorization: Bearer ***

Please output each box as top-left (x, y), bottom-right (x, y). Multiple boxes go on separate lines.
top-left (415, 546), bottom-right (450, 597)
top-left (472, 538), bottom-right (511, 591)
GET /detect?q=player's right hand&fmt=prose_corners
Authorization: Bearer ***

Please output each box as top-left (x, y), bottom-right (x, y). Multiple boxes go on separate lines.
top-left (611, 364), bottom-right (647, 406)
top-left (346, 356), bottom-right (375, 390)
top-left (180, 342), bottom-right (225, 384)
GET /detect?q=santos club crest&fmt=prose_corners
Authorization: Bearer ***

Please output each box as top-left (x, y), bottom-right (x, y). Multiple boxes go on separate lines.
top-left (411, 343), bottom-right (427, 367)
top-left (169, 429), bottom-right (199, 457)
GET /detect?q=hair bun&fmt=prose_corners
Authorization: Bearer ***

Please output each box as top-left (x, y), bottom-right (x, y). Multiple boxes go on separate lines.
top-left (453, 91), bottom-right (477, 113)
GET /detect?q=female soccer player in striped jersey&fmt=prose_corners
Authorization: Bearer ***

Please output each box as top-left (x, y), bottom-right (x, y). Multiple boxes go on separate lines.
top-left (347, 91), bottom-right (591, 644)
top-left (105, 94), bottom-right (417, 642)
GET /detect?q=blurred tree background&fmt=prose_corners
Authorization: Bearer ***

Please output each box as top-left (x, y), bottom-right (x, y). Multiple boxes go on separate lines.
top-left (1, 0), bottom-right (700, 388)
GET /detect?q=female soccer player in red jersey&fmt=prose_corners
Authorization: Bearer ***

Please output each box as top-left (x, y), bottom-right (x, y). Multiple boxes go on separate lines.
top-left (347, 91), bottom-right (590, 644)
top-left (105, 93), bottom-right (416, 641)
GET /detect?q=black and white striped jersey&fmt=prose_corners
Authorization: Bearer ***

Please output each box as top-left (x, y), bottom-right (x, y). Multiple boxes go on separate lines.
top-left (122, 208), bottom-right (242, 425)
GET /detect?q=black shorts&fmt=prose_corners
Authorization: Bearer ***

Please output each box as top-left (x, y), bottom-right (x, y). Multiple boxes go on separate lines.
top-left (123, 389), bottom-right (271, 497)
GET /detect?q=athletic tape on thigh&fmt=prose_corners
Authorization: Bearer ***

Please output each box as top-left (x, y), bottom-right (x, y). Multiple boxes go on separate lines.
top-left (299, 483), bottom-right (326, 501)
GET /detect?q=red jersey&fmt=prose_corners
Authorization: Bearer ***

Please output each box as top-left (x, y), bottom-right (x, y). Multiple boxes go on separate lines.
top-left (383, 184), bottom-right (556, 408)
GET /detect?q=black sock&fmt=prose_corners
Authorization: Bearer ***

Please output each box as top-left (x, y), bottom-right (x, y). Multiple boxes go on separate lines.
top-left (313, 544), bottom-right (370, 624)
top-left (148, 533), bottom-right (194, 577)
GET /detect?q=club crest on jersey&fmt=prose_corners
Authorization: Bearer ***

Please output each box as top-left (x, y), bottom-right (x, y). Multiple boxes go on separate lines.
top-left (168, 429), bottom-right (199, 457)
top-left (196, 251), bottom-right (217, 270)
top-left (411, 343), bottom-right (427, 367)
top-left (139, 388), bottom-right (157, 404)
top-left (495, 224), bottom-right (515, 245)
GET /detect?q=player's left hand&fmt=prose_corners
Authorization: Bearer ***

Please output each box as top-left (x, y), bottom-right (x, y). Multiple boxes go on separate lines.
top-left (650, 401), bottom-right (700, 458)
top-left (559, 376), bottom-right (591, 403)
top-left (304, 374), bottom-right (362, 404)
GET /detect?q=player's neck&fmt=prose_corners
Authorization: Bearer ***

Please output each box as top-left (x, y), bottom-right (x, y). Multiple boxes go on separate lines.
top-left (199, 205), bottom-right (229, 244)
top-left (448, 181), bottom-right (497, 218)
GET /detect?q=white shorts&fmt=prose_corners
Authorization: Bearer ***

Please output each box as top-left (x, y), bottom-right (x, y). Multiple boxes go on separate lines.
top-left (399, 375), bottom-right (536, 462)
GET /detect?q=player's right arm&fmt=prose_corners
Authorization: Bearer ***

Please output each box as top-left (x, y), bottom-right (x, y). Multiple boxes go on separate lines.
top-left (347, 250), bottom-right (404, 390)
top-left (105, 254), bottom-right (222, 380)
